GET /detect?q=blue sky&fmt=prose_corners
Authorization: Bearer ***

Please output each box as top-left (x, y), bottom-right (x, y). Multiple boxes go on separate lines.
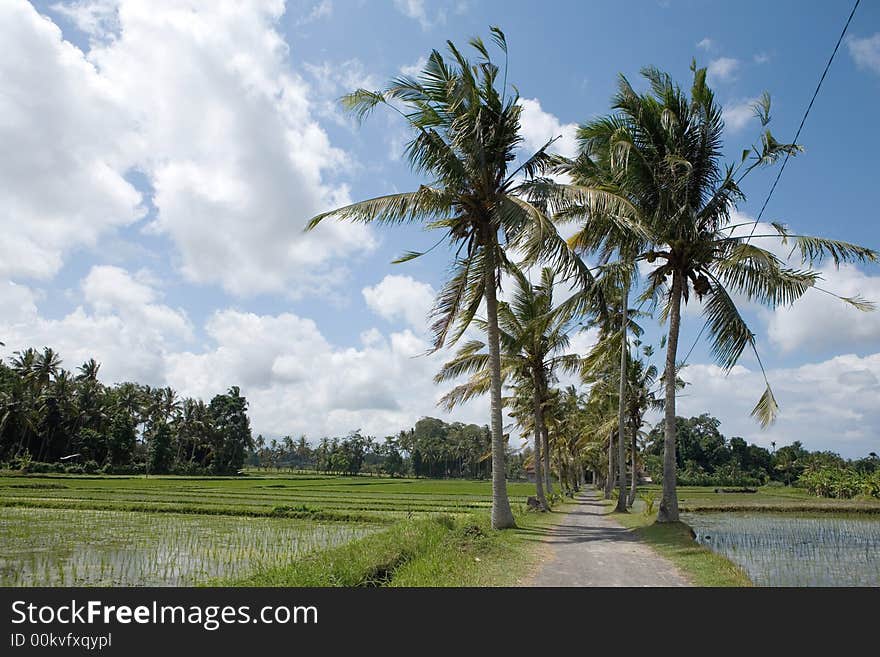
top-left (3, 0), bottom-right (880, 456)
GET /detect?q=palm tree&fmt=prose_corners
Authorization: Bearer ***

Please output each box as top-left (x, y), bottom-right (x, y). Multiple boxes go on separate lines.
top-left (623, 343), bottom-right (668, 506)
top-left (549, 63), bottom-right (876, 521)
top-left (306, 28), bottom-right (567, 529)
top-left (436, 267), bottom-right (580, 509)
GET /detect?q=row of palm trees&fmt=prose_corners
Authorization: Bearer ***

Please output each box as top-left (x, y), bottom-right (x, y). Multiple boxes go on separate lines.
top-left (308, 28), bottom-right (877, 528)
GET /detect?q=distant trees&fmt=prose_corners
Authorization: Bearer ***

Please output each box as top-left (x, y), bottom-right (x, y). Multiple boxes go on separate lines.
top-left (246, 418), bottom-right (505, 480)
top-left (643, 413), bottom-right (877, 491)
top-left (0, 347), bottom-right (252, 475)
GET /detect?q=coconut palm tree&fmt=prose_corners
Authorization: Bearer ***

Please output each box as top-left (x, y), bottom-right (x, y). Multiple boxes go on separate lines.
top-left (435, 266), bottom-right (580, 510)
top-left (547, 63), bottom-right (877, 521)
top-left (306, 28), bottom-right (572, 528)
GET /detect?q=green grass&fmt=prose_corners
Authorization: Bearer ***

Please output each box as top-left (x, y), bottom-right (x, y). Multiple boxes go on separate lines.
top-left (607, 505), bottom-right (752, 587)
top-left (227, 504), bottom-right (571, 587)
top-left (0, 473), bottom-right (538, 519)
top-left (657, 484), bottom-right (880, 514)
top-left (0, 472), bottom-right (564, 586)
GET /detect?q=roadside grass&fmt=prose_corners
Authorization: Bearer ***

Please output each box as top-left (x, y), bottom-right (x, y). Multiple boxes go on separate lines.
top-left (389, 502), bottom-right (571, 587)
top-left (227, 503), bottom-right (572, 587)
top-left (604, 497), bottom-right (752, 587)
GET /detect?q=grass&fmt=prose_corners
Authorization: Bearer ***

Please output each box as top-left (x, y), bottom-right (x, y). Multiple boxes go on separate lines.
top-left (607, 505), bottom-right (752, 587)
top-left (0, 506), bottom-right (378, 586)
top-left (664, 484), bottom-right (880, 514)
top-left (0, 472), bottom-right (567, 587)
top-left (228, 504), bottom-right (571, 587)
top-left (0, 473), bottom-right (538, 519)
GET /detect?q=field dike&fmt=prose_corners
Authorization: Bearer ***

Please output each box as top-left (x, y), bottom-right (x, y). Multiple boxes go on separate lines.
top-left (225, 514), bottom-right (490, 587)
top-left (0, 496), bottom-right (395, 524)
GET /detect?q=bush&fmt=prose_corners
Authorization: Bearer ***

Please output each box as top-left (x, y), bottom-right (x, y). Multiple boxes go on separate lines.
top-left (799, 467), bottom-right (880, 500)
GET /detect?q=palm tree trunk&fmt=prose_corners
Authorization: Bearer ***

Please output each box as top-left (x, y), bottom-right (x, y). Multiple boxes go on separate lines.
top-left (627, 426), bottom-right (638, 507)
top-left (541, 426), bottom-right (553, 495)
top-left (531, 374), bottom-right (548, 510)
top-left (616, 284), bottom-right (629, 513)
top-left (657, 270), bottom-right (683, 523)
top-left (483, 242), bottom-right (516, 529)
top-left (604, 430), bottom-right (614, 499)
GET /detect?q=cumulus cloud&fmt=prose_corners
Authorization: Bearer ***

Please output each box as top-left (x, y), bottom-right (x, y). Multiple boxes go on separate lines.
top-left (84, 0), bottom-right (374, 297)
top-left (393, 0), bottom-right (440, 30)
top-left (675, 354), bottom-right (880, 457)
top-left (362, 275), bottom-right (436, 332)
top-left (707, 56), bottom-right (739, 82)
top-left (696, 38), bottom-right (713, 51)
top-left (0, 1), bottom-right (143, 280)
top-left (0, 266), bottom-right (191, 385)
top-left (518, 98), bottom-right (579, 160)
top-left (4, 1), bottom-right (376, 297)
top-left (723, 97), bottom-right (760, 133)
top-left (165, 309), bottom-right (488, 439)
top-left (766, 264), bottom-right (880, 353)
top-left (400, 55), bottom-right (427, 77)
top-left (847, 33), bottom-right (880, 74)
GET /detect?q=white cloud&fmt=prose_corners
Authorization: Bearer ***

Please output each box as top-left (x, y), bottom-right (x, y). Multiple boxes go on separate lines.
top-left (297, 0), bottom-right (332, 26)
top-left (393, 0), bottom-right (438, 30)
top-left (707, 56), bottom-right (739, 82)
top-left (722, 216), bottom-right (880, 354)
top-left (723, 97), bottom-right (759, 133)
top-left (85, 0), bottom-right (375, 297)
top-left (7, 1), bottom-right (376, 297)
top-left (0, 266), bottom-right (191, 385)
top-left (165, 309), bottom-right (488, 439)
top-left (518, 98), bottom-right (579, 160)
top-left (766, 264), bottom-right (880, 353)
top-left (696, 38), bottom-right (713, 51)
top-left (362, 274), bottom-right (436, 332)
top-left (400, 56), bottom-right (427, 77)
top-left (753, 52), bottom-right (770, 64)
top-left (0, 1), bottom-right (143, 280)
top-left (848, 33), bottom-right (880, 74)
top-left (51, 0), bottom-right (120, 41)
top-left (303, 58), bottom-right (378, 97)
top-left (675, 354), bottom-right (880, 457)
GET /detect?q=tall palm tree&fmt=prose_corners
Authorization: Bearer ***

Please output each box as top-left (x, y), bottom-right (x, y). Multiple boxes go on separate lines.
top-left (435, 266), bottom-right (580, 510)
top-left (549, 63), bottom-right (876, 521)
top-left (306, 28), bottom-right (567, 528)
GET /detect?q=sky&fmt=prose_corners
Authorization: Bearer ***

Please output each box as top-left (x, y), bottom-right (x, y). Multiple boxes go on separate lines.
top-left (2, 0), bottom-right (880, 457)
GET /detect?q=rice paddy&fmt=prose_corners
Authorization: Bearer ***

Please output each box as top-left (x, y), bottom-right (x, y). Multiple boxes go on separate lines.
top-left (683, 512), bottom-right (880, 587)
top-left (0, 474), bottom-right (536, 586)
top-left (0, 507), bottom-right (377, 586)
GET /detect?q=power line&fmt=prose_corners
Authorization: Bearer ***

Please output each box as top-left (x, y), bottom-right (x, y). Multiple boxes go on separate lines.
top-left (749, 0), bottom-right (861, 234)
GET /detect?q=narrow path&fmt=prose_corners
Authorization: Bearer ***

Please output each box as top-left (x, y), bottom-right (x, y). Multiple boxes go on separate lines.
top-left (528, 490), bottom-right (690, 587)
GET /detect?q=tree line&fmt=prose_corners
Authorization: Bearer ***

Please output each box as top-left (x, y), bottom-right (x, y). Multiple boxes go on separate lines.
top-left (250, 417), bottom-right (529, 480)
top-left (0, 347), bottom-right (251, 475)
top-left (643, 413), bottom-right (879, 492)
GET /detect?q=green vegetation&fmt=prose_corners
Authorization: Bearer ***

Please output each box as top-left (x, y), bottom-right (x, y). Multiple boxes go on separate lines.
top-left (609, 508), bottom-right (752, 587)
top-left (231, 507), bottom-right (565, 587)
top-left (0, 507), bottom-right (375, 586)
top-left (0, 473), bottom-right (538, 519)
top-left (641, 483), bottom-right (880, 514)
top-left (0, 473), bottom-right (563, 586)
top-left (0, 351), bottom-right (251, 476)
top-left (643, 415), bottom-right (880, 494)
